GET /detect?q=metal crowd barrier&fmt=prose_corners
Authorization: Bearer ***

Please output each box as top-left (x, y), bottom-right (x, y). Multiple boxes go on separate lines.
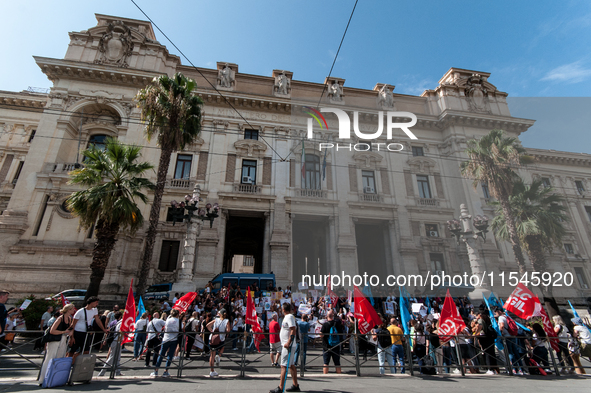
top-left (2, 330), bottom-right (590, 379)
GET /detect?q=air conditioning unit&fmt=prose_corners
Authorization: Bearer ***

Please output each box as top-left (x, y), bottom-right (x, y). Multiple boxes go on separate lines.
top-left (429, 231), bottom-right (439, 237)
top-left (242, 176), bottom-right (253, 184)
top-left (364, 187), bottom-right (375, 194)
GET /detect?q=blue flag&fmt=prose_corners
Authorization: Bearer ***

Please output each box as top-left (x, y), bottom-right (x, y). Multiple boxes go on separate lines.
top-left (516, 321), bottom-right (530, 332)
top-left (568, 300), bottom-right (580, 319)
top-left (399, 286), bottom-right (412, 335)
top-left (483, 296), bottom-right (504, 351)
top-left (488, 292), bottom-right (504, 311)
top-left (136, 296), bottom-right (146, 323)
top-left (363, 285), bottom-right (374, 306)
top-left (425, 296), bottom-right (431, 314)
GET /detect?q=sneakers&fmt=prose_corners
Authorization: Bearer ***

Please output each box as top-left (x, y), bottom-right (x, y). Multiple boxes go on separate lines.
top-left (209, 371), bottom-right (219, 377)
top-left (150, 372), bottom-right (158, 377)
top-left (485, 370), bottom-right (495, 375)
top-left (162, 371), bottom-right (171, 378)
top-left (173, 356), bottom-right (180, 361)
top-left (215, 354), bottom-right (220, 366)
top-left (286, 385), bottom-right (301, 392)
top-left (269, 387), bottom-right (283, 393)
top-left (452, 369), bottom-right (461, 375)
top-left (115, 371), bottom-right (124, 376)
top-left (233, 348), bottom-right (238, 351)
top-left (516, 370), bottom-right (524, 375)
top-left (97, 370), bottom-right (106, 377)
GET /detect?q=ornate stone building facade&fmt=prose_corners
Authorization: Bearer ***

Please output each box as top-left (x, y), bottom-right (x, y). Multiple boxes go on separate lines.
top-left (1, 14), bottom-right (590, 300)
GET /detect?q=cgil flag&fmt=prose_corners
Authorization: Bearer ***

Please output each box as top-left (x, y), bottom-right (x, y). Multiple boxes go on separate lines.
top-left (503, 283), bottom-right (538, 319)
top-left (438, 289), bottom-right (466, 343)
top-left (173, 292), bottom-right (197, 313)
top-left (121, 280), bottom-right (136, 344)
top-left (354, 286), bottom-right (382, 335)
top-left (246, 287), bottom-right (263, 352)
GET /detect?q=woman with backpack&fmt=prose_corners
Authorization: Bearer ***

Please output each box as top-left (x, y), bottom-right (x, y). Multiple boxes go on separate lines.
top-left (552, 315), bottom-right (574, 373)
top-left (372, 317), bottom-right (394, 374)
top-left (206, 308), bottom-right (229, 377)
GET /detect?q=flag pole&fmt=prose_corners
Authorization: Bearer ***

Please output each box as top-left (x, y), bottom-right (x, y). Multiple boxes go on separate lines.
top-left (354, 298), bottom-right (360, 376)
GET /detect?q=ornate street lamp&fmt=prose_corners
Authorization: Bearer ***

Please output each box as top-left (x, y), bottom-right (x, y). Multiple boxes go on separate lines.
top-left (198, 202), bottom-right (220, 228)
top-left (446, 214), bottom-right (489, 244)
top-left (170, 195), bottom-right (219, 228)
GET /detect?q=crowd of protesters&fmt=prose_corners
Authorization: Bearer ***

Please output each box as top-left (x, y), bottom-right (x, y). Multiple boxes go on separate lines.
top-left (2, 285), bottom-right (591, 383)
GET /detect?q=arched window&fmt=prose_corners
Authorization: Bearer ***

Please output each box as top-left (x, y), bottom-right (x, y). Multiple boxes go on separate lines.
top-left (304, 155), bottom-right (321, 190)
top-left (87, 134), bottom-right (108, 151)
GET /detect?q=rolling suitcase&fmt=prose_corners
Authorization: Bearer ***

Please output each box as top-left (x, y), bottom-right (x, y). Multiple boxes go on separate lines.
top-left (69, 333), bottom-right (97, 385)
top-left (42, 357), bottom-right (73, 388)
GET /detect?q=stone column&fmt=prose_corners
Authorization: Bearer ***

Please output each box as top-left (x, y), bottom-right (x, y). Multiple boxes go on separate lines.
top-left (172, 185), bottom-right (202, 293)
top-left (458, 203), bottom-right (488, 297)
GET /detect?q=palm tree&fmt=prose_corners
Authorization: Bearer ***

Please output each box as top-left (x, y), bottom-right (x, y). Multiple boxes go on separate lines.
top-left (134, 73), bottom-right (204, 297)
top-left (490, 179), bottom-right (568, 316)
top-left (67, 138), bottom-right (155, 301)
top-left (460, 129), bottom-right (533, 274)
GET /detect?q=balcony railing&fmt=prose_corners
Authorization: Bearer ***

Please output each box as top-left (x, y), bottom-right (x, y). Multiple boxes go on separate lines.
top-left (296, 188), bottom-right (328, 199)
top-left (234, 183), bottom-right (262, 194)
top-left (167, 178), bottom-right (192, 189)
top-left (359, 193), bottom-right (381, 203)
top-left (42, 162), bottom-right (82, 174)
top-left (416, 197), bottom-right (440, 207)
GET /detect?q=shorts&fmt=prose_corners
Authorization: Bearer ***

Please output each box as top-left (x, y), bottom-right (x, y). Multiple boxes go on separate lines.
top-left (323, 350), bottom-right (341, 366)
top-left (210, 340), bottom-right (225, 351)
top-left (459, 344), bottom-right (471, 359)
top-left (280, 344), bottom-right (297, 367)
top-left (69, 331), bottom-right (95, 353)
top-left (270, 342), bottom-right (282, 354)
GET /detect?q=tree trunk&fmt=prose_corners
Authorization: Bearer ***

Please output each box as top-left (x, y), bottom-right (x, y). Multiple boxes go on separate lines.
top-left (499, 197), bottom-right (527, 274)
top-left (524, 234), bottom-right (559, 318)
top-left (85, 217), bottom-right (121, 302)
top-left (136, 147), bottom-right (173, 299)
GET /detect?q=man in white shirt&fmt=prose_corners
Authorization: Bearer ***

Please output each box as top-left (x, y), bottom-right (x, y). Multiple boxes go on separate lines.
top-left (66, 296), bottom-right (107, 362)
top-left (270, 302), bottom-right (299, 393)
top-left (152, 309), bottom-right (180, 378)
top-left (133, 312), bottom-right (149, 361)
top-left (145, 312), bottom-right (166, 368)
top-left (39, 306), bottom-right (53, 330)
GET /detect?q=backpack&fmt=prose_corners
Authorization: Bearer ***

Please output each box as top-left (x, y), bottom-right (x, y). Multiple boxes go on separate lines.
top-left (505, 315), bottom-right (518, 336)
top-left (184, 318), bottom-right (194, 333)
top-left (328, 324), bottom-right (340, 347)
top-left (106, 323), bottom-right (118, 346)
top-left (485, 320), bottom-right (497, 339)
top-left (378, 328), bottom-right (391, 348)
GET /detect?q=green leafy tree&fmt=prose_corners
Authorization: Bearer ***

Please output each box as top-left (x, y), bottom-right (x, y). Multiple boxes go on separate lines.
top-left (460, 129), bottom-right (533, 274)
top-left (67, 138), bottom-right (154, 301)
top-left (491, 179), bottom-right (568, 316)
top-left (134, 73), bottom-right (204, 298)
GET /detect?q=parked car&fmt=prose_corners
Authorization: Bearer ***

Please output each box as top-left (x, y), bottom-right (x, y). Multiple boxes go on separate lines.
top-left (144, 283), bottom-right (173, 301)
top-left (45, 289), bottom-right (87, 304)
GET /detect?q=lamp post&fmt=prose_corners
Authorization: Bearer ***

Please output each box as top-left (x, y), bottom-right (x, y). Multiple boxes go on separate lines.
top-left (170, 185), bottom-right (220, 293)
top-left (446, 203), bottom-right (490, 296)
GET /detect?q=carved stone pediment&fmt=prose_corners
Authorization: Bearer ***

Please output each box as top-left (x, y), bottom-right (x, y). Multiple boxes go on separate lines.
top-left (407, 156), bottom-right (438, 174)
top-left (352, 151), bottom-right (384, 169)
top-left (234, 139), bottom-right (267, 157)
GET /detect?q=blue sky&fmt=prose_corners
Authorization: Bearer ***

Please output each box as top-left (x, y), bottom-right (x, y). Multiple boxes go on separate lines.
top-left (2, 0), bottom-right (590, 152)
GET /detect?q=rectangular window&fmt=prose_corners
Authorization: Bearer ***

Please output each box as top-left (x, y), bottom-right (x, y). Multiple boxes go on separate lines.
top-left (542, 177), bottom-right (551, 188)
top-left (32, 194), bottom-right (50, 236)
top-left (481, 182), bottom-right (491, 199)
top-left (174, 154), bottom-right (192, 179)
top-left (244, 129), bottom-right (259, 140)
top-left (158, 240), bottom-right (180, 272)
top-left (412, 146), bottom-right (424, 157)
top-left (28, 129), bottom-right (36, 143)
top-left (417, 175), bottom-right (432, 199)
top-left (166, 207), bottom-right (175, 222)
top-left (564, 243), bottom-right (574, 254)
top-left (12, 161), bottom-right (24, 185)
top-left (586, 206), bottom-right (591, 222)
top-left (574, 267), bottom-right (589, 289)
top-left (243, 256), bottom-right (254, 266)
top-left (241, 159), bottom-right (257, 184)
top-left (430, 253), bottom-right (445, 272)
top-left (575, 180), bottom-right (585, 194)
top-left (362, 170), bottom-right (376, 193)
top-left (425, 223), bottom-right (439, 237)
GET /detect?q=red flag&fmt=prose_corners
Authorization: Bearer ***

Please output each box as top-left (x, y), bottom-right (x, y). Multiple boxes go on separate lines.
top-left (121, 280), bottom-right (136, 344)
top-left (60, 293), bottom-right (70, 306)
top-left (252, 323), bottom-right (263, 352)
top-left (438, 289), bottom-right (466, 343)
top-left (532, 297), bottom-right (560, 352)
top-left (353, 286), bottom-right (381, 334)
top-left (245, 287), bottom-right (259, 327)
top-left (504, 283), bottom-right (537, 319)
top-left (173, 292), bottom-right (197, 313)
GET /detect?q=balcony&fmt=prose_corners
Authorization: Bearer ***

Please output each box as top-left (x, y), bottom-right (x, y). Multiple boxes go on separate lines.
top-left (416, 198), bottom-right (440, 207)
top-left (359, 192), bottom-right (382, 203)
top-left (167, 178), bottom-right (192, 189)
top-left (44, 162), bottom-right (81, 174)
top-left (296, 188), bottom-right (328, 199)
top-left (233, 183), bottom-right (262, 194)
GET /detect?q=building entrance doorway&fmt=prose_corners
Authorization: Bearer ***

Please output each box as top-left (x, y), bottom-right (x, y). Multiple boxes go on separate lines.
top-left (355, 223), bottom-right (388, 281)
top-left (292, 218), bottom-right (329, 283)
top-left (222, 211), bottom-right (265, 274)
